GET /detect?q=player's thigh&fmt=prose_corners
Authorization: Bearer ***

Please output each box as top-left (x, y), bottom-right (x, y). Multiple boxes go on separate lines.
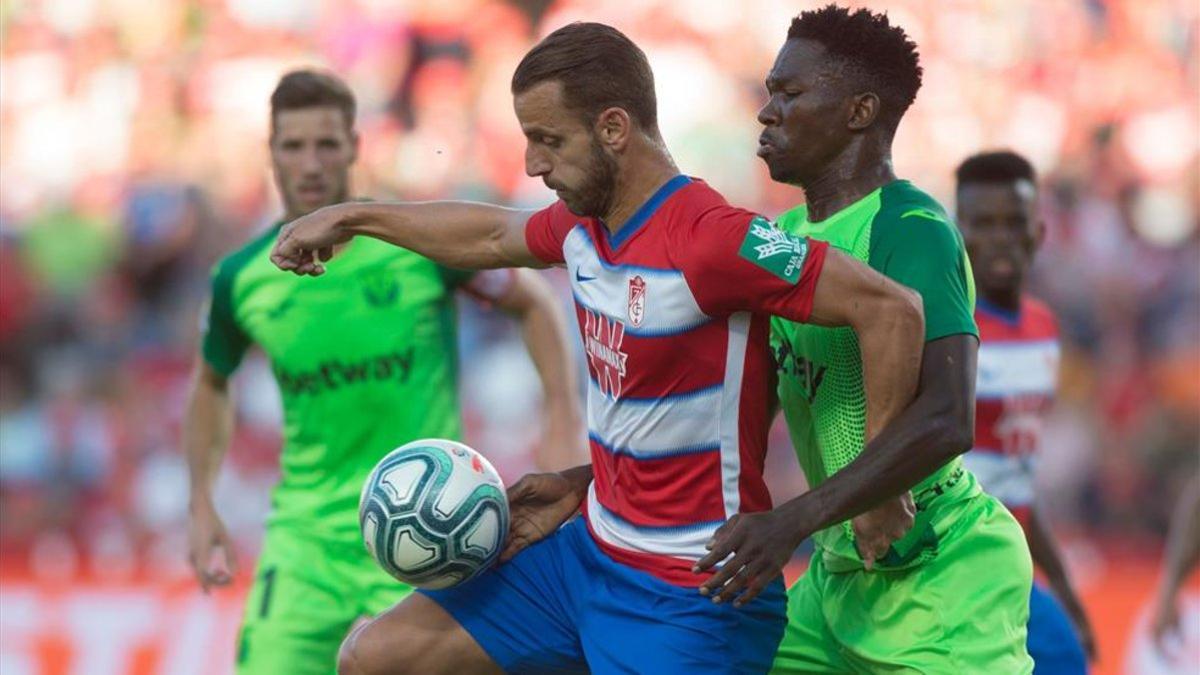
top-left (821, 496), bottom-right (1033, 674)
top-left (339, 593), bottom-right (501, 675)
top-left (412, 518), bottom-right (588, 673)
top-left (772, 559), bottom-right (852, 675)
top-left (1027, 582), bottom-right (1088, 675)
top-left (237, 533), bottom-right (354, 675)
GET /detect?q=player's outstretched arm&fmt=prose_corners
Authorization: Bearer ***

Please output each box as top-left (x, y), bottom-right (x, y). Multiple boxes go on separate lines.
top-left (490, 269), bottom-right (586, 471)
top-left (271, 201), bottom-right (544, 275)
top-left (1027, 504), bottom-right (1097, 659)
top-left (184, 361), bottom-right (239, 592)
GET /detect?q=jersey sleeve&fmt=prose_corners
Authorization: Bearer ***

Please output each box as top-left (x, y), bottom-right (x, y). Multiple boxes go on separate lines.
top-left (869, 211), bottom-right (978, 341)
top-left (524, 201), bottom-right (578, 265)
top-left (673, 207), bottom-right (828, 322)
top-left (201, 261), bottom-right (252, 377)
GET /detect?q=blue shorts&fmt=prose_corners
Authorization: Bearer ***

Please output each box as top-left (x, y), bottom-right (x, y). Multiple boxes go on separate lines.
top-left (420, 516), bottom-right (787, 674)
top-left (1028, 581), bottom-right (1088, 675)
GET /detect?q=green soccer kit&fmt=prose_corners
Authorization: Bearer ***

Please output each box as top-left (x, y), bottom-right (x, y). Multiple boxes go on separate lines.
top-left (202, 222), bottom-right (480, 674)
top-left (770, 181), bottom-right (1033, 674)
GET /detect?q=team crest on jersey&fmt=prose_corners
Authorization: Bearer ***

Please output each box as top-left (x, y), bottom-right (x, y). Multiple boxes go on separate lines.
top-left (584, 309), bottom-right (628, 401)
top-left (738, 216), bottom-right (808, 284)
top-left (358, 268), bottom-right (401, 308)
top-left (627, 275), bottom-right (647, 327)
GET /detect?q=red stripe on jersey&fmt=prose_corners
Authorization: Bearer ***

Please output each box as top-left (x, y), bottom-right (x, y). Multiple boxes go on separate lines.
top-left (590, 439), bottom-right (727, 527)
top-left (736, 313), bottom-right (776, 514)
top-left (583, 515), bottom-right (713, 587)
top-left (576, 303), bottom-right (728, 398)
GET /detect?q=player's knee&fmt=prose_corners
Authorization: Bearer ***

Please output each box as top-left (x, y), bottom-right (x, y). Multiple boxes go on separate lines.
top-left (337, 624), bottom-right (369, 675)
top-left (338, 617), bottom-right (428, 675)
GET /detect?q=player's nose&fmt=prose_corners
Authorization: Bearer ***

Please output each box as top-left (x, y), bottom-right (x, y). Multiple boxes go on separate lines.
top-left (524, 145), bottom-right (551, 177)
top-left (757, 100), bottom-right (779, 126)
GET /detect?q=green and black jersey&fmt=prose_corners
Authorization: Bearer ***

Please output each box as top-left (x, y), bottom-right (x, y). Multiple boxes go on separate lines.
top-left (203, 222), bottom-right (477, 540)
top-left (771, 180), bottom-right (981, 572)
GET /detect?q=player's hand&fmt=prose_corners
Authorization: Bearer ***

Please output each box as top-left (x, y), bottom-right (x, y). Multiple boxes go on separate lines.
top-left (500, 472), bottom-right (586, 562)
top-left (270, 203), bottom-right (356, 276)
top-left (852, 491), bottom-right (916, 570)
top-left (187, 499), bottom-right (238, 593)
top-left (693, 509), bottom-right (802, 608)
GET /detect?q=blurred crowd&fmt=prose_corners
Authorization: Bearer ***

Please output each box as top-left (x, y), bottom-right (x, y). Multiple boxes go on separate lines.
top-left (0, 0), bottom-right (1197, 579)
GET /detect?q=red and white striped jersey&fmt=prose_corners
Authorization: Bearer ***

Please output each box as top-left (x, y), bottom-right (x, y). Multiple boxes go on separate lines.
top-left (963, 295), bottom-right (1060, 526)
top-left (525, 176), bottom-right (828, 585)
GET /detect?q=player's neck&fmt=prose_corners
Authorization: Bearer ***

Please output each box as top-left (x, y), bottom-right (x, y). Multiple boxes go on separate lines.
top-left (979, 287), bottom-right (1022, 315)
top-left (802, 146), bottom-right (895, 223)
top-left (601, 149), bottom-right (679, 234)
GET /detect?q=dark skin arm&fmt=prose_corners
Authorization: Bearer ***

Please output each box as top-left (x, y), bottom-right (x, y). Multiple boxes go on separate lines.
top-left (1026, 504), bottom-right (1096, 660)
top-left (696, 334), bottom-right (977, 605)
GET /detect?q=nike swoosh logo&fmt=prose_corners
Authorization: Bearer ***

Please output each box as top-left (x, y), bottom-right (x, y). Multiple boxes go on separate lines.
top-left (575, 269), bottom-right (597, 282)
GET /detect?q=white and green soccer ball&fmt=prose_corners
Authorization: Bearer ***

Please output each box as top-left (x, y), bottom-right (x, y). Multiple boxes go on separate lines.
top-left (359, 439), bottom-right (509, 589)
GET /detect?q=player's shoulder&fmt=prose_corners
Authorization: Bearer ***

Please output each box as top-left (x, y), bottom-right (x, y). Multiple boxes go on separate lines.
top-left (871, 180), bottom-right (962, 255)
top-left (876, 180), bottom-right (952, 224)
top-left (664, 177), bottom-right (750, 222)
top-left (1020, 295), bottom-right (1060, 337)
top-left (212, 221), bottom-right (282, 279)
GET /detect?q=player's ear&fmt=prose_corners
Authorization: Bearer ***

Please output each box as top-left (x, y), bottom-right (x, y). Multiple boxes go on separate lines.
top-left (1033, 218), bottom-right (1047, 252)
top-left (595, 107), bottom-right (632, 151)
top-left (847, 92), bottom-right (880, 131)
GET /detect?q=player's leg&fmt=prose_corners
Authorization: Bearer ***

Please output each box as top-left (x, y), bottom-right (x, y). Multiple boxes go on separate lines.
top-left (236, 526), bottom-right (359, 675)
top-left (824, 493), bottom-right (1034, 674)
top-left (771, 556), bottom-right (854, 674)
top-left (338, 518), bottom-right (587, 674)
top-left (338, 593), bottom-right (500, 675)
top-left (1027, 581), bottom-right (1088, 675)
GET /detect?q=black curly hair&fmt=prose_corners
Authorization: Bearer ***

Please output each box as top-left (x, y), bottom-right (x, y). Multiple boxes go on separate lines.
top-left (955, 150), bottom-right (1037, 189)
top-left (787, 5), bottom-right (922, 132)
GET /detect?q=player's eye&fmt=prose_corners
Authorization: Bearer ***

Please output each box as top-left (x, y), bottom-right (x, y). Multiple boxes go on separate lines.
top-left (541, 136), bottom-right (560, 149)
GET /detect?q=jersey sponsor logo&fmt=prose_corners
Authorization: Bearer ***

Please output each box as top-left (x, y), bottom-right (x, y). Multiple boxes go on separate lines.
top-left (358, 268), bottom-right (401, 308)
top-left (584, 309), bottom-right (628, 401)
top-left (773, 339), bottom-right (826, 403)
top-left (737, 216), bottom-right (808, 283)
top-left (627, 275), bottom-right (646, 327)
top-left (275, 348), bottom-right (414, 396)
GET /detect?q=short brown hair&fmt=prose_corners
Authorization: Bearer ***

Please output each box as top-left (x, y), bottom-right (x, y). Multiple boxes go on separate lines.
top-left (270, 69), bottom-right (356, 133)
top-left (511, 22), bottom-right (658, 132)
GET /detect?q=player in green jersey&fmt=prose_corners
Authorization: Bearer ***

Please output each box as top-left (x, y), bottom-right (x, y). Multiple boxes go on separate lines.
top-left (183, 70), bottom-right (582, 675)
top-left (699, 7), bottom-right (1034, 672)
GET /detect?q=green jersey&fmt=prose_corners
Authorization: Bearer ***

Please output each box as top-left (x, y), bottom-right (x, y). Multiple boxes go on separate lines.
top-left (771, 180), bottom-right (980, 573)
top-left (202, 222), bottom-right (479, 540)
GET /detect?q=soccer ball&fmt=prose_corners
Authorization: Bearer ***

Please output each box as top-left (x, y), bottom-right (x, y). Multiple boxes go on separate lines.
top-left (358, 439), bottom-right (509, 590)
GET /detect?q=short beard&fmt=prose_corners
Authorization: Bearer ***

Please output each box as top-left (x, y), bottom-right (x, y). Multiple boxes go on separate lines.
top-left (565, 138), bottom-right (618, 218)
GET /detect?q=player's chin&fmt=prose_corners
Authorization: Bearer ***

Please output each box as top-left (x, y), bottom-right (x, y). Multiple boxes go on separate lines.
top-left (761, 156), bottom-right (798, 184)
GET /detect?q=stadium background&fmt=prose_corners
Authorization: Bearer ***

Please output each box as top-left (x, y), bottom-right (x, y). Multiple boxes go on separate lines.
top-left (0, 0), bottom-right (1197, 673)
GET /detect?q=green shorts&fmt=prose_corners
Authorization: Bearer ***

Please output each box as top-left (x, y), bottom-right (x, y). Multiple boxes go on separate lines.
top-left (773, 493), bottom-right (1033, 674)
top-left (236, 523), bottom-right (413, 675)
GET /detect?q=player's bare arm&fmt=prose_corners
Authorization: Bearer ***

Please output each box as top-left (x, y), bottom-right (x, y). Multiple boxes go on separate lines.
top-left (271, 201), bottom-right (544, 275)
top-left (183, 360), bottom-right (239, 592)
top-left (695, 248), bottom-right (925, 605)
top-left (488, 269), bottom-right (586, 471)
